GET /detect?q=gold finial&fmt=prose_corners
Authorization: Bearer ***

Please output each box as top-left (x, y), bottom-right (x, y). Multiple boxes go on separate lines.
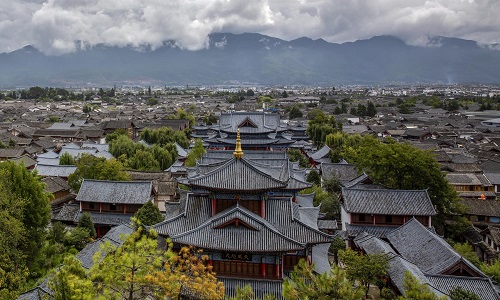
top-left (233, 128), bottom-right (244, 159)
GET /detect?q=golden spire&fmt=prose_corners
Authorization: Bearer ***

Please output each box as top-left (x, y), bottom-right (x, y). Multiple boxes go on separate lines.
top-left (233, 128), bottom-right (244, 159)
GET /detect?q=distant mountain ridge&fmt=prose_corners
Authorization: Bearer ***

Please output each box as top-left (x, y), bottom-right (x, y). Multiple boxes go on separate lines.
top-left (1, 33), bottom-right (499, 87)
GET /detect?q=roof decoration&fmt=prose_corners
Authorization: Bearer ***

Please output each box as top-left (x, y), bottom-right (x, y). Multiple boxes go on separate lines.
top-left (233, 128), bottom-right (244, 159)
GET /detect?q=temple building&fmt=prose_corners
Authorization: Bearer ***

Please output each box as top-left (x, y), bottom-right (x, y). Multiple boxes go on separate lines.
top-left (154, 130), bottom-right (333, 298)
top-left (197, 112), bottom-right (300, 151)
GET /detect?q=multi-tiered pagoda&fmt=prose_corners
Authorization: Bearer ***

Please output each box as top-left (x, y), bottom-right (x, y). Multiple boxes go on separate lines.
top-left (200, 112), bottom-right (297, 151)
top-left (154, 130), bottom-right (333, 298)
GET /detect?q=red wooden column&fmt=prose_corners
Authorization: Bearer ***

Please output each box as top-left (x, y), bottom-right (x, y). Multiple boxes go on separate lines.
top-left (99, 203), bottom-right (102, 213)
top-left (211, 199), bottom-right (216, 216)
top-left (260, 200), bottom-right (265, 218)
top-left (261, 262), bottom-right (266, 277)
top-left (124, 204), bottom-right (127, 214)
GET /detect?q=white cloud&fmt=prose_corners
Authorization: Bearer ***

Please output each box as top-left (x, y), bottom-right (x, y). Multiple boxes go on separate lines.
top-left (0, 0), bottom-right (499, 54)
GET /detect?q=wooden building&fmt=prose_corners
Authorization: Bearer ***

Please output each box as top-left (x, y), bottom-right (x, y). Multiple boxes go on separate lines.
top-left (154, 130), bottom-right (332, 298)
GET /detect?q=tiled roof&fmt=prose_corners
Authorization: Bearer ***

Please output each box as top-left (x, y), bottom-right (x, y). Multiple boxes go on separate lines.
top-left (341, 187), bottom-right (437, 216)
top-left (76, 179), bottom-right (153, 204)
top-left (188, 158), bottom-right (287, 192)
top-left (320, 162), bottom-right (360, 183)
top-left (53, 203), bottom-right (80, 222)
top-left (36, 150), bottom-right (59, 159)
top-left (309, 145), bottom-right (331, 160)
top-left (345, 223), bottom-right (398, 238)
top-left (426, 275), bottom-right (500, 300)
top-left (445, 173), bottom-right (485, 185)
top-left (170, 205), bottom-right (306, 252)
top-left (218, 112), bottom-right (282, 134)
top-left (296, 193), bottom-right (315, 207)
top-left (485, 172), bottom-right (500, 185)
top-left (42, 176), bottom-right (70, 193)
top-left (0, 147), bottom-right (26, 158)
top-left (386, 218), bottom-right (485, 276)
top-left (440, 163), bottom-right (483, 173)
top-left (35, 164), bottom-right (77, 177)
top-left (317, 220), bottom-right (338, 230)
top-left (79, 211), bottom-right (134, 226)
top-left (461, 198), bottom-right (500, 216)
top-left (312, 243), bottom-right (332, 274)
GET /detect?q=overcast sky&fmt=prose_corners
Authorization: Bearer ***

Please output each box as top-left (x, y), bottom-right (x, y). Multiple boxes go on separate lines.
top-left (1, 0), bottom-right (499, 55)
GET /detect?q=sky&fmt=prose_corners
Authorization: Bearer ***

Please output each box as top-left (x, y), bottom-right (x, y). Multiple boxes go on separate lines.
top-left (1, 0), bottom-right (499, 55)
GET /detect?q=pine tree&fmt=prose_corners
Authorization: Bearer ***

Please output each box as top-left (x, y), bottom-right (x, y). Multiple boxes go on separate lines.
top-left (134, 201), bottom-right (164, 226)
top-left (78, 212), bottom-right (96, 238)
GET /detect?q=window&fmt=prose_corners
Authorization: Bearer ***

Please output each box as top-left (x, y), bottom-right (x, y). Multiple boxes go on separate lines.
top-left (110, 204), bottom-right (117, 211)
top-left (385, 215), bottom-right (393, 224)
top-left (358, 214), bottom-right (365, 222)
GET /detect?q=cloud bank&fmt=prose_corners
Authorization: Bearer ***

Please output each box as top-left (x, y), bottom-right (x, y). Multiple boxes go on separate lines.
top-left (1, 0), bottom-right (499, 54)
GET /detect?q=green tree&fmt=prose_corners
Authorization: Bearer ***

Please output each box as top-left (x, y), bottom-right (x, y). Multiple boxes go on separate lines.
top-left (105, 128), bottom-right (128, 143)
top-left (287, 149), bottom-right (311, 168)
top-left (246, 89), bottom-right (255, 96)
top-left (331, 134), bottom-right (465, 234)
top-left (306, 170), bottom-right (321, 186)
top-left (398, 271), bottom-right (446, 300)
top-left (59, 152), bottom-right (75, 165)
top-left (49, 256), bottom-right (95, 300)
top-left (366, 101), bottom-right (377, 117)
top-left (0, 182), bottom-right (28, 299)
top-left (329, 236), bottom-right (346, 265)
top-left (452, 242), bottom-right (481, 268)
top-left (134, 201), bottom-right (164, 226)
top-left (449, 287), bottom-right (480, 300)
top-left (68, 154), bottom-right (130, 192)
top-left (229, 284), bottom-right (254, 300)
top-left (0, 162), bottom-right (51, 272)
top-left (90, 226), bottom-right (165, 299)
top-left (481, 257), bottom-right (500, 282)
top-left (306, 111), bottom-right (342, 147)
top-left (83, 103), bottom-right (93, 113)
top-left (289, 105), bottom-right (303, 119)
top-left (185, 139), bottom-right (206, 167)
top-left (64, 227), bottom-right (91, 250)
top-left (283, 259), bottom-right (364, 300)
top-left (48, 115), bottom-right (61, 123)
top-left (339, 248), bottom-right (389, 297)
top-left (146, 98), bottom-right (158, 106)
top-left (78, 212), bottom-right (96, 239)
top-left (127, 149), bottom-right (160, 171)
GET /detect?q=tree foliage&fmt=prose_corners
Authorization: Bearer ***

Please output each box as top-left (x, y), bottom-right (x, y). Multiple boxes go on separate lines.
top-left (287, 148), bottom-right (311, 168)
top-left (283, 259), bottom-right (365, 300)
top-left (185, 138), bottom-right (206, 167)
top-left (0, 162), bottom-right (51, 270)
top-left (306, 111), bottom-right (342, 147)
top-left (326, 133), bottom-right (466, 234)
top-left (397, 271), bottom-right (447, 300)
top-left (68, 154), bottom-right (131, 192)
top-left (134, 201), bottom-right (164, 226)
top-left (59, 152), bottom-right (75, 165)
top-left (339, 248), bottom-right (389, 297)
top-left (141, 127), bottom-right (189, 148)
top-left (289, 105), bottom-right (303, 119)
top-left (50, 225), bottom-right (224, 300)
top-left (306, 170), bottom-right (321, 186)
top-left (452, 242), bottom-right (481, 268)
top-left (78, 212), bottom-right (96, 239)
top-left (449, 287), bottom-right (480, 300)
top-left (481, 257), bottom-right (500, 283)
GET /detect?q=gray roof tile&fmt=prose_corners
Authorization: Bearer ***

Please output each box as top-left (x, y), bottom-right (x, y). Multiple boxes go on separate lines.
top-left (76, 180), bottom-right (153, 204)
top-left (341, 187), bottom-right (437, 216)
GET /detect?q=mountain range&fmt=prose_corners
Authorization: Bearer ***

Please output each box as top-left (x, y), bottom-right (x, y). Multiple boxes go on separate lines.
top-left (1, 33), bottom-right (499, 87)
